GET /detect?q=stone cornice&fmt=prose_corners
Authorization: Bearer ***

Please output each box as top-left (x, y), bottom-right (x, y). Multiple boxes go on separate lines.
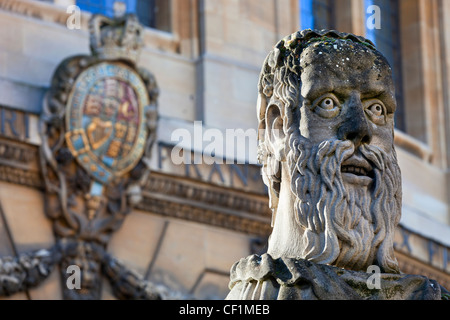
top-left (139, 172), bottom-right (272, 237)
top-left (394, 129), bottom-right (432, 163)
top-left (0, 162), bottom-right (43, 189)
top-left (143, 172), bottom-right (270, 219)
top-left (0, 0), bottom-right (181, 56)
top-left (0, 0), bottom-right (90, 30)
top-left (396, 251), bottom-right (450, 290)
top-left (0, 137), bottom-right (42, 189)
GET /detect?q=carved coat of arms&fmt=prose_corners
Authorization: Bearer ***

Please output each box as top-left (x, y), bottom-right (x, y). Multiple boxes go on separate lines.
top-left (65, 63), bottom-right (149, 186)
top-left (0, 13), bottom-right (161, 300)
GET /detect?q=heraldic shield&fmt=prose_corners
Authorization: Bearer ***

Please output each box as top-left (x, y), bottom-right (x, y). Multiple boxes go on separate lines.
top-left (65, 62), bottom-right (149, 185)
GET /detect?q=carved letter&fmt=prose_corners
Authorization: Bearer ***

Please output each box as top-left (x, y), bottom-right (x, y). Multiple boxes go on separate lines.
top-left (1, 108), bottom-right (19, 137)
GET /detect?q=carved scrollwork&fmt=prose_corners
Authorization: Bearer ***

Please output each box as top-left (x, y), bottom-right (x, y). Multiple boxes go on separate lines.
top-left (0, 248), bottom-right (60, 296)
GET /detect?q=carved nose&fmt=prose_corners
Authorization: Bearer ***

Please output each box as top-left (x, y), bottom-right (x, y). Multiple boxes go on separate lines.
top-left (337, 102), bottom-right (372, 148)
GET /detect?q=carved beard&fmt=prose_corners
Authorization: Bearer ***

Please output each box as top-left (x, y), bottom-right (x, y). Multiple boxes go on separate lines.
top-left (287, 136), bottom-right (402, 273)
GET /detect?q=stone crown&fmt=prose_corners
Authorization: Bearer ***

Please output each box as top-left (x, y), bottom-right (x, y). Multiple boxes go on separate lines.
top-left (89, 13), bottom-right (143, 65)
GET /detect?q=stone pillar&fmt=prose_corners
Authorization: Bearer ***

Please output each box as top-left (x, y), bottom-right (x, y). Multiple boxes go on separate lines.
top-left (334, 0), bottom-right (365, 36)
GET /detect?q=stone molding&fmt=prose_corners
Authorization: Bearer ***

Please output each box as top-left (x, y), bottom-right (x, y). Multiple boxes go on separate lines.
top-left (0, 0), bottom-right (90, 29)
top-left (396, 251), bottom-right (450, 291)
top-left (394, 129), bottom-right (432, 162)
top-left (0, 164), bottom-right (42, 189)
top-left (0, 138), bottom-right (42, 189)
top-left (144, 171), bottom-right (270, 218)
top-left (0, 0), bottom-right (182, 56)
top-left (139, 172), bottom-right (272, 237)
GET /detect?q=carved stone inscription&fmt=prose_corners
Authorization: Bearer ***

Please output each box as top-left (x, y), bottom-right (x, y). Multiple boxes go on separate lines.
top-left (0, 106), bottom-right (30, 142)
top-left (157, 142), bottom-right (266, 194)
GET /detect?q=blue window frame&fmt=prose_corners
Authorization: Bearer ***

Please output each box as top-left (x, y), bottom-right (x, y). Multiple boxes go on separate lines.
top-left (364, 0), bottom-right (397, 67)
top-left (76, 0), bottom-right (171, 32)
top-left (364, 0), bottom-right (404, 130)
top-left (300, 0), bottom-right (314, 30)
top-left (299, 0), bottom-right (334, 30)
top-left (76, 0), bottom-right (135, 17)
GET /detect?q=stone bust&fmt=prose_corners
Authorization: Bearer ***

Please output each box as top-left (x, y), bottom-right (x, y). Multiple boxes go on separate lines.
top-left (226, 29), bottom-right (449, 300)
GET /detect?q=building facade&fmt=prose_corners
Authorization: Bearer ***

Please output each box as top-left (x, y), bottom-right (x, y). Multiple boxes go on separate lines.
top-left (0, 0), bottom-right (448, 299)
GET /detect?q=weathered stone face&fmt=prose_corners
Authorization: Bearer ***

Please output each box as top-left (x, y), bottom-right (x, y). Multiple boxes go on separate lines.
top-left (297, 40), bottom-right (398, 200)
top-left (299, 40), bottom-right (396, 156)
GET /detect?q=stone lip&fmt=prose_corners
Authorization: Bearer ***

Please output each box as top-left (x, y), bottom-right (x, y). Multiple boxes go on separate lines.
top-left (227, 253), bottom-right (447, 300)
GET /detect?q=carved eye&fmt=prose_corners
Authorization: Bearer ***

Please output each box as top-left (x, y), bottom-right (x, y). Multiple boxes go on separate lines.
top-left (313, 95), bottom-right (340, 118)
top-left (321, 98), bottom-right (334, 110)
top-left (365, 100), bottom-right (386, 125)
top-left (369, 103), bottom-right (383, 116)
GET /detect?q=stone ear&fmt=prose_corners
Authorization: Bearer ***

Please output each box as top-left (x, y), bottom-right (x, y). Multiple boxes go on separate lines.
top-left (265, 104), bottom-right (286, 161)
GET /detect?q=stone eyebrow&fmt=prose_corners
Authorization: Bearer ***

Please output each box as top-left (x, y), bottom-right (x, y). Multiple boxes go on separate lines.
top-left (360, 89), bottom-right (385, 99)
top-left (301, 83), bottom-right (334, 101)
top-left (360, 88), bottom-right (396, 112)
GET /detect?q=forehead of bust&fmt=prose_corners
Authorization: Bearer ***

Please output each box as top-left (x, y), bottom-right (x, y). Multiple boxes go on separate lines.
top-left (299, 39), bottom-right (396, 114)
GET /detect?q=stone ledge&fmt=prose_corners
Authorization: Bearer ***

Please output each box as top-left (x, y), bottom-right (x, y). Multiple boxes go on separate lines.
top-left (0, 80), bottom-right (46, 115)
top-left (396, 250), bottom-right (450, 290)
top-left (143, 172), bottom-right (270, 219)
top-left (0, 0), bottom-right (182, 56)
top-left (0, 0), bottom-right (90, 29)
top-left (140, 171), bottom-right (271, 237)
top-left (394, 128), bottom-right (432, 162)
top-left (136, 195), bottom-right (271, 238)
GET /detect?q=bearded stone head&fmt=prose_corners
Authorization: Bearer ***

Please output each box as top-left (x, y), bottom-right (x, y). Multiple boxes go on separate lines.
top-left (257, 29), bottom-right (402, 274)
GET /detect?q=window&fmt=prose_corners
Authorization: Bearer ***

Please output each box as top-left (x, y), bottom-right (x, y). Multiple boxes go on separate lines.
top-left (300, 0), bottom-right (335, 30)
top-left (76, 0), bottom-right (171, 32)
top-left (76, 0), bottom-right (119, 17)
top-left (136, 0), bottom-right (171, 33)
top-left (365, 0), bottom-right (404, 131)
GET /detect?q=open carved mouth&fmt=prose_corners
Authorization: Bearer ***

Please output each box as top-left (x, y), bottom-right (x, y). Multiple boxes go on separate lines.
top-left (341, 165), bottom-right (375, 179)
top-left (340, 155), bottom-right (375, 185)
